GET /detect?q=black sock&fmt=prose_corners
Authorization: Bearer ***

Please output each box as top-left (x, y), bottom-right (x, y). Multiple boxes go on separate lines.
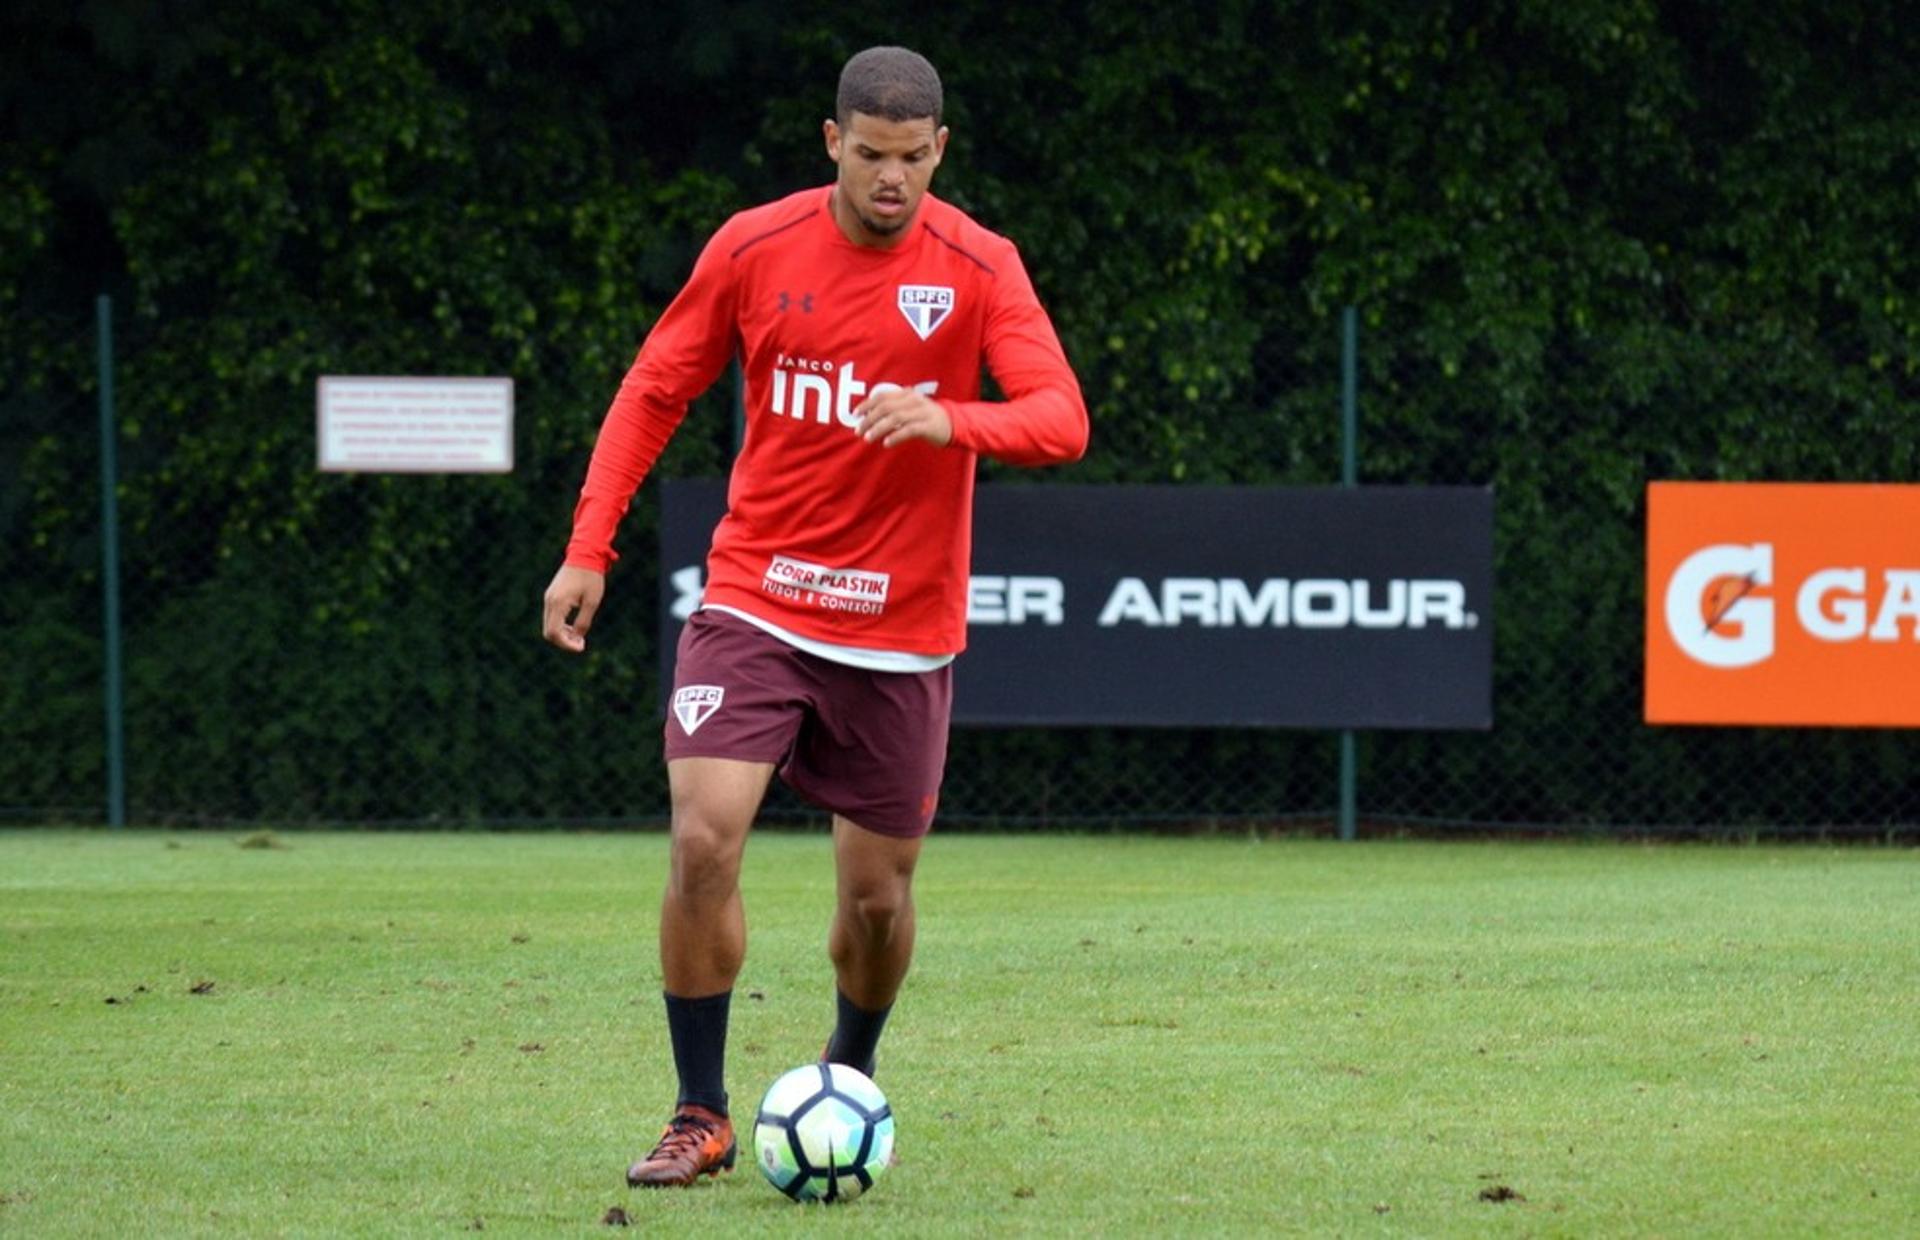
top-left (664, 990), bottom-right (730, 1116)
top-left (824, 988), bottom-right (892, 1079)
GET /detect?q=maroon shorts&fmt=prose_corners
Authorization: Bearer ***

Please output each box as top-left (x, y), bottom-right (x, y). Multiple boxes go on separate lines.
top-left (663, 609), bottom-right (953, 838)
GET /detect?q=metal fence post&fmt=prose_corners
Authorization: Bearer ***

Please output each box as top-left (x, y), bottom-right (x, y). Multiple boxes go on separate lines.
top-left (1338, 306), bottom-right (1359, 842)
top-left (98, 295), bottom-right (126, 828)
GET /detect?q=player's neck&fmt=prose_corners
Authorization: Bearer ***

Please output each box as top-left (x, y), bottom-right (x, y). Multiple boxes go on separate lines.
top-left (828, 188), bottom-right (917, 251)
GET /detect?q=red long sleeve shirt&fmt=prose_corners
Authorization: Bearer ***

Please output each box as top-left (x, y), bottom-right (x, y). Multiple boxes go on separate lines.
top-left (563, 185), bottom-right (1088, 656)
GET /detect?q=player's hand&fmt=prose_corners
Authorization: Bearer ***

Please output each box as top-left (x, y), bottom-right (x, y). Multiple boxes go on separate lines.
top-left (542, 565), bottom-right (606, 654)
top-left (854, 388), bottom-right (952, 449)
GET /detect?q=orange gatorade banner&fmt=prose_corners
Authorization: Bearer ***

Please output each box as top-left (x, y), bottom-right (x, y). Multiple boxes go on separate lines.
top-left (1646, 482), bottom-right (1920, 726)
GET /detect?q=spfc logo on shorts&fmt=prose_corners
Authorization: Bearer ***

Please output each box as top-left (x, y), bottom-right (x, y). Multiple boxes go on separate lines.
top-left (672, 685), bottom-right (724, 735)
top-left (897, 285), bottom-right (955, 341)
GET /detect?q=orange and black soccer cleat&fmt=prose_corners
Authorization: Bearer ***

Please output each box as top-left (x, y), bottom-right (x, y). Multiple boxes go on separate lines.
top-left (625, 1104), bottom-right (737, 1188)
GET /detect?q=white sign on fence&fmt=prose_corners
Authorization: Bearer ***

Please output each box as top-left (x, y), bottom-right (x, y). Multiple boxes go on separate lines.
top-left (316, 376), bottom-right (515, 473)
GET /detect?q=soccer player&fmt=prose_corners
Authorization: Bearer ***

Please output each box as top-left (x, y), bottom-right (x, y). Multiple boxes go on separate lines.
top-left (542, 45), bottom-right (1088, 1188)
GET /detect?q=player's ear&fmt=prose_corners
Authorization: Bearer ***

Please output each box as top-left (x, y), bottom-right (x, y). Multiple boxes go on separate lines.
top-left (933, 125), bottom-right (949, 165)
top-left (823, 118), bottom-right (842, 163)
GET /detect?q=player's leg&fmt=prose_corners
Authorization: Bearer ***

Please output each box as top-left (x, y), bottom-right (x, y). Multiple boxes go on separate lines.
top-left (825, 816), bottom-right (924, 1075)
top-left (781, 658), bottom-right (952, 1079)
top-left (630, 610), bottom-right (806, 1189)
top-left (661, 756), bottom-right (771, 999)
top-left (628, 757), bottom-right (770, 1188)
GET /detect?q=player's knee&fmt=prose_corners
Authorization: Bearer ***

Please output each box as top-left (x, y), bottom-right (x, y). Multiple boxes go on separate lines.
top-left (843, 887), bottom-right (910, 945)
top-left (668, 813), bottom-right (745, 900)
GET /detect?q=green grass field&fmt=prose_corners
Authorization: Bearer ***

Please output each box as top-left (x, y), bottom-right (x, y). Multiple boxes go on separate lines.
top-left (3, 830), bottom-right (1915, 1237)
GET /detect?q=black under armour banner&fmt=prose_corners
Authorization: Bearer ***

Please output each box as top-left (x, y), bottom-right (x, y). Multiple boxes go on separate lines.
top-left (658, 480), bottom-right (1493, 729)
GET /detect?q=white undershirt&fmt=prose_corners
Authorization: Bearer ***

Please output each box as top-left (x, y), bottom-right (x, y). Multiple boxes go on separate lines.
top-left (703, 605), bottom-right (954, 673)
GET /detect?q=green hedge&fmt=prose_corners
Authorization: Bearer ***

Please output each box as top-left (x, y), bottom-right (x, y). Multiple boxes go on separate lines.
top-left (2, 1), bottom-right (1914, 827)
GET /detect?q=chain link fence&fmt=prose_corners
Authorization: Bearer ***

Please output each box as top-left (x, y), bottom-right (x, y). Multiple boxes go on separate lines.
top-left (3, 298), bottom-right (1914, 835)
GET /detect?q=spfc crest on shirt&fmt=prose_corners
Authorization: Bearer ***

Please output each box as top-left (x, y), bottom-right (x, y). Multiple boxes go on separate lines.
top-left (897, 285), bottom-right (955, 341)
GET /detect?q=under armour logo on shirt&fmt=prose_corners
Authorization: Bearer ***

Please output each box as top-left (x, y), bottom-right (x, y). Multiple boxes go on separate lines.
top-left (778, 291), bottom-right (815, 314)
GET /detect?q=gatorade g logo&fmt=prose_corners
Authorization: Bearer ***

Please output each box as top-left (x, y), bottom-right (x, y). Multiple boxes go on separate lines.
top-left (1645, 482), bottom-right (1920, 726)
top-left (1665, 542), bottom-right (1920, 668)
top-left (1665, 543), bottom-right (1774, 668)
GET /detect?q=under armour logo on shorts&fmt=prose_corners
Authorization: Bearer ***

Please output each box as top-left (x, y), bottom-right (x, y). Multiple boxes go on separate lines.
top-left (672, 685), bottom-right (725, 735)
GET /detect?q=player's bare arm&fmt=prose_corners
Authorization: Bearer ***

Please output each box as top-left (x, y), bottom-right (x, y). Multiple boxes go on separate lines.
top-left (542, 565), bottom-right (605, 653)
top-left (854, 387), bottom-right (952, 449)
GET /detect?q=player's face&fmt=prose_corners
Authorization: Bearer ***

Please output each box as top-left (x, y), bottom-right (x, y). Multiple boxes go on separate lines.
top-left (824, 111), bottom-right (948, 248)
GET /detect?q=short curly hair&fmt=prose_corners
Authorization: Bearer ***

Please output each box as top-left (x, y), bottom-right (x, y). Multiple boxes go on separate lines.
top-left (835, 46), bottom-right (943, 126)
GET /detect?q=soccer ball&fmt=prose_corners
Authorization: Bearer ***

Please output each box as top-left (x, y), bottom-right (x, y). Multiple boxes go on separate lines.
top-left (752, 1062), bottom-right (894, 1203)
